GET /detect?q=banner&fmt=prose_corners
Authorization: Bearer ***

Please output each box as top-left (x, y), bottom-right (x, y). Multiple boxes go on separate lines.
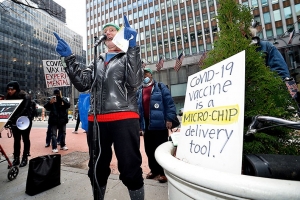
top-left (42, 60), bottom-right (70, 88)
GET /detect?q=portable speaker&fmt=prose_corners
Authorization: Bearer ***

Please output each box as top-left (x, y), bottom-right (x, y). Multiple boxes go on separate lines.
top-left (243, 154), bottom-right (300, 181)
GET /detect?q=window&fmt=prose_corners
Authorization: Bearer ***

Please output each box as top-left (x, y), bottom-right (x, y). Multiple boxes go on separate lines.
top-left (150, 17), bottom-right (155, 24)
top-left (163, 25), bottom-right (167, 34)
top-left (153, 42), bottom-right (157, 50)
top-left (261, 0), bottom-right (268, 7)
top-left (174, 10), bottom-right (179, 17)
top-left (266, 29), bottom-right (273, 38)
top-left (201, 1), bottom-right (206, 8)
top-left (263, 12), bottom-right (271, 24)
top-left (145, 30), bottom-right (150, 38)
top-left (284, 7), bottom-right (292, 19)
top-left (189, 18), bottom-right (194, 27)
top-left (169, 23), bottom-right (174, 32)
top-left (141, 45), bottom-right (145, 53)
top-left (180, 7), bottom-right (185, 15)
top-left (295, 4), bottom-right (300, 16)
top-left (157, 27), bottom-right (161, 35)
top-left (181, 19), bottom-right (186, 29)
top-left (166, 0), bottom-right (171, 7)
top-left (252, 0), bottom-right (258, 8)
top-left (195, 16), bottom-right (201, 25)
top-left (276, 27), bottom-right (283, 36)
top-left (273, 10), bottom-right (281, 21)
top-left (145, 19), bottom-right (149, 26)
top-left (149, 6), bottom-right (154, 14)
top-left (202, 13), bottom-right (208, 23)
top-left (194, 3), bottom-right (199, 11)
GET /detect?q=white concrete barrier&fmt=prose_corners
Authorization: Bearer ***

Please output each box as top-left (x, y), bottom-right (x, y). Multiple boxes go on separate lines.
top-left (155, 141), bottom-right (300, 200)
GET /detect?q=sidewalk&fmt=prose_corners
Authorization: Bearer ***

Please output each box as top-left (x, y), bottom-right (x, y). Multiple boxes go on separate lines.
top-left (0, 123), bottom-right (168, 199)
top-left (0, 165), bottom-right (168, 200)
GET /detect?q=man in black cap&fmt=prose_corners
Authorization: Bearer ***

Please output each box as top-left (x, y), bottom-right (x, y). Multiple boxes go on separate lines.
top-left (44, 88), bottom-right (70, 153)
top-left (5, 81), bottom-right (33, 167)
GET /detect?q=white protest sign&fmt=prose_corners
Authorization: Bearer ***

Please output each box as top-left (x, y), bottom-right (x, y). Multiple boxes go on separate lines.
top-left (176, 51), bottom-right (245, 174)
top-left (0, 100), bottom-right (23, 130)
top-left (42, 60), bottom-right (70, 88)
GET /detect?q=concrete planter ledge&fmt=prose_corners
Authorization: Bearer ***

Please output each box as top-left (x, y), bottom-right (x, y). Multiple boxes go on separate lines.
top-left (155, 141), bottom-right (300, 200)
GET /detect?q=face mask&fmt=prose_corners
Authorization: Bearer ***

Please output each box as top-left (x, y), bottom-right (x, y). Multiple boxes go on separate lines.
top-left (143, 77), bottom-right (150, 84)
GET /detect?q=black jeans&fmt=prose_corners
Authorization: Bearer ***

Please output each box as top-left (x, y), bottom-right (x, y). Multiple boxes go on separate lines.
top-left (87, 118), bottom-right (143, 191)
top-left (144, 120), bottom-right (169, 176)
top-left (11, 121), bottom-right (32, 157)
top-left (75, 114), bottom-right (80, 131)
top-left (46, 124), bottom-right (63, 145)
top-left (51, 124), bottom-right (66, 149)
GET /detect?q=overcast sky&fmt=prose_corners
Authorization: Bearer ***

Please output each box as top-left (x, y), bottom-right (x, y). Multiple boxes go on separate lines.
top-left (53, 0), bottom-right (87, 50)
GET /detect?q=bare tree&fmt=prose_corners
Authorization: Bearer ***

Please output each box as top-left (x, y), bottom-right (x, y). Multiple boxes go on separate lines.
top-left (0, 0), bottom-right (64, 20)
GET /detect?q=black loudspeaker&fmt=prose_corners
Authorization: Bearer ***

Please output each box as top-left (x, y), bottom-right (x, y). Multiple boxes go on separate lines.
top-left (243, 154), bottom-right (300, 181)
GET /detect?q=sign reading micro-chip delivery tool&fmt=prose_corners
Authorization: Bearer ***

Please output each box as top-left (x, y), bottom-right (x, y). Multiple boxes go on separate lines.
top-left (176, 51), bottom-right (245, 174)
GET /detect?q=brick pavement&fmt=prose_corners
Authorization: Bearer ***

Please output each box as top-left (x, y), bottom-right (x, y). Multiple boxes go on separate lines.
top-left (0, 122), bottom-right (151, 178)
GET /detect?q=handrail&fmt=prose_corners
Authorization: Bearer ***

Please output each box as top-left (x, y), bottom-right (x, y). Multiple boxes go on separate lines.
top-left (246, 115), bottom-right (300, 136)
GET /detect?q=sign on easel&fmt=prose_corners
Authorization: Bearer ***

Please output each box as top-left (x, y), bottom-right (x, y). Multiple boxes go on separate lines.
top-left (0, 100), bottom-right (23, 130)
top-left (176, 51), bottom-right (245, 174)
top-left (42, 60), bottom-right (70, 88)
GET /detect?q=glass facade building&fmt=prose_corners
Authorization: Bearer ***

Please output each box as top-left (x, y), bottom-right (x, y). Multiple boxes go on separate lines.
top-left (0, 0), bottom-right (86, 101)
top-left (85, 0), bottom-right (300, 110)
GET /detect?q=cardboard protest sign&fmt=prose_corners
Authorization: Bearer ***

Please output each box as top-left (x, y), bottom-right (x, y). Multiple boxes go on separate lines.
top-left (43, 60), bottom-right (70, 88)
top-left (176, 51), bottom-right (245, 174)
top-left (0, 100), bottom-right (23, 130)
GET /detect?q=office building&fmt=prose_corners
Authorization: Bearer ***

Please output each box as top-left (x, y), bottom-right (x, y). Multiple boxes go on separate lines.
top-left (86, 0), bottom-right (300, 110)
top-left (0, 0), bottom-right (86, 102)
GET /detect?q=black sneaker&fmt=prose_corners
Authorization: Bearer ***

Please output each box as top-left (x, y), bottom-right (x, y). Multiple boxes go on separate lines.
top-left (45, 143), bottom-right (50, 147)
top-left (12, 158), bottom-right (20, 166)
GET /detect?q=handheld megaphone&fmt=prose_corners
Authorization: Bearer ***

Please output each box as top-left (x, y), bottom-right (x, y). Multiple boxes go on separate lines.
top-left (16, 116), bottom-right (30, 130)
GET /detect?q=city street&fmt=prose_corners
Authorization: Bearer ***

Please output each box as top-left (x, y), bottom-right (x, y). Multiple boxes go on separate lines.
top-left (0, 120), bottom-right (150, 177)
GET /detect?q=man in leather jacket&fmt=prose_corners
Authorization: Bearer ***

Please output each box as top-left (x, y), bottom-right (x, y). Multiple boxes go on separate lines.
top-left (5, 81), bottom-right (33, 167)
top-left (53, 16), bottom-right (144, 200)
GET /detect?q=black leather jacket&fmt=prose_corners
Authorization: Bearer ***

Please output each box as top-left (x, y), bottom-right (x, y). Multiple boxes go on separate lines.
top-left (64, 46), bottom-right (143, 115)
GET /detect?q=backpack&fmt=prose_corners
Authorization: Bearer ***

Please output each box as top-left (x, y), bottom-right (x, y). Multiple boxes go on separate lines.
top-left (29, 100), bottom-right (37, 119)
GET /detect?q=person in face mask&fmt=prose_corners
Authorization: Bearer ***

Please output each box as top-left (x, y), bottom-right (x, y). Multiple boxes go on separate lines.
top-left (137, 68), bottom-right (177, 183)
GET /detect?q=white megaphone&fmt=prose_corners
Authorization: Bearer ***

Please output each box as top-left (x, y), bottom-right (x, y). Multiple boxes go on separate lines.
top-left (16, 116), bottom-right (30, 130)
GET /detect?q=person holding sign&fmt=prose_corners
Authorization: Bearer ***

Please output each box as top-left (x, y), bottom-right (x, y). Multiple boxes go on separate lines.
top-left (4, 81), bottom-right (33, 167)
top-left (44, 88), bottom-right (70, 153)
top-left (53, 16), bottom-right (144, 200)
top-left (137, 68), bottom-right (177, 183)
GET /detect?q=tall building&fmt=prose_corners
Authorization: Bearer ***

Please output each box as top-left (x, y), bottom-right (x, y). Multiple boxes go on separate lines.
top-left (0, 0), bottom-right (86, 103)
top-left (86, 0), bottom-right (300, 110)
